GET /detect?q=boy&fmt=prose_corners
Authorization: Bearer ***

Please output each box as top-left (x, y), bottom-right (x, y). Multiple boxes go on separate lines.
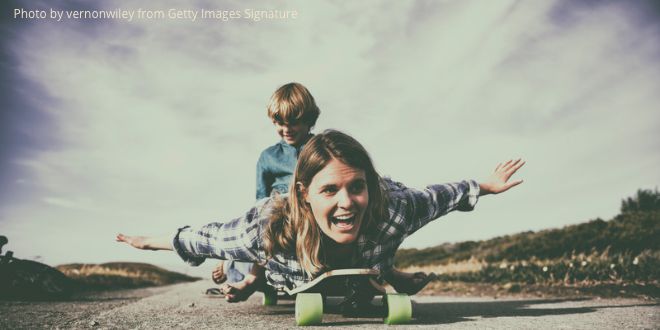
top-left (212, 83), bottom-right (319, 302)
top-left (256, 82), bottom-right (320, 199)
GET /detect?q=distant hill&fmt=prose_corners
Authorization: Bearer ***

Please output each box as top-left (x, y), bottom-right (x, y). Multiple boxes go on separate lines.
top-left (57, 262), bottom-right (200, 290)
top-left (394, 189), bottom-right (659, 291)
top-left (396, 188), bottom-right (659, 268)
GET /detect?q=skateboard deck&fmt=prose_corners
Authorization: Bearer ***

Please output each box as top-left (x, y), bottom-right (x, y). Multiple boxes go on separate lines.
top-left (284, 268), bottom-right (383, 295)
top-left (264, 268), bottom-right (412, 326)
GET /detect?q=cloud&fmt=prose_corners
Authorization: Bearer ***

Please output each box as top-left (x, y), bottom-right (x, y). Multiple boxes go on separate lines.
top-left (43, 196), bottom-right (96, 211)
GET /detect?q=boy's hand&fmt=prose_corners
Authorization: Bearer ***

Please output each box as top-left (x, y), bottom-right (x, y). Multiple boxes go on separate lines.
top-left (479, 159), bottom-right (525, 196)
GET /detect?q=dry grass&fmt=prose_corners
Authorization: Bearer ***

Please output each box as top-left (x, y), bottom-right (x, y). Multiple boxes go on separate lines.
top-left (56, 262), bottom-right (199, 290)
top-left (60, 264), bottom-right (148, 279)
top-left (400, 258), bottom-right (485, 275)
top-left (395, 250), bottom-right (659, 299)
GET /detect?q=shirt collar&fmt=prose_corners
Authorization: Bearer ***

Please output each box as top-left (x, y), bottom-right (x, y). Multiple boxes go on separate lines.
top-left (278, 134), bottom-right (313, 151)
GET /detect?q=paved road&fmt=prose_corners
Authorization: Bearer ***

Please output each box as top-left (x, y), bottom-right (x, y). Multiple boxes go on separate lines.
top-left (1, 280), bottom-right (658, 329)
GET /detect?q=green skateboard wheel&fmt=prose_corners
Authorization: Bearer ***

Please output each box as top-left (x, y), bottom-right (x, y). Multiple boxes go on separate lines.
top-left (383, 293), bottom-right (412, 325)
top-left (295, 293), bottom-right (323, 326)
top-left (262, 290), bottom-right (278, 306)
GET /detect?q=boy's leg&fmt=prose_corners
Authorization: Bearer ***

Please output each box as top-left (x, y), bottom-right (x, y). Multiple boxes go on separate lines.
top-left (210, 260), bottom-right (249, 286)
top-left (227, 261), bottom-right (251, 282)
top-left (213, 260), bottom-right (251, 284)
top-left (383, 268), bottom-right (437, 295)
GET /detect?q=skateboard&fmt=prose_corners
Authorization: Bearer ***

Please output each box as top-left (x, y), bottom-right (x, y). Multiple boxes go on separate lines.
top-left (263, 268), bottom-right (412, 326)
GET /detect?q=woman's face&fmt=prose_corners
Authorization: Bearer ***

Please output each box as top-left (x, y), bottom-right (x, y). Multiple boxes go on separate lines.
top-left (301, 158), bottom-right (369, 244)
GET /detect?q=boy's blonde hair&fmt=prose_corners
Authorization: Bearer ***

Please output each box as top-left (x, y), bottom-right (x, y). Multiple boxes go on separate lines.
top-left (263, 130), bottom-right (389, 277)
top-left (267, 82), bottom-right (320, 126)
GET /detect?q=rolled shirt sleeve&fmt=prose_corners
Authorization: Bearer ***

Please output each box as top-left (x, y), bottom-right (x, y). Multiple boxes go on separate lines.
top-left (172, 226), bottom-right (206, 266)
top-left (256, 152), bottom-right (270, 200)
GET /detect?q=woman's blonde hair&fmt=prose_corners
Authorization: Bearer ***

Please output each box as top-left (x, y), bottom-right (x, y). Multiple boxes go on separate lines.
top-left (267, 82), bottom-right (320, 126)
top-left (263, 130), bottom-right (388, 277)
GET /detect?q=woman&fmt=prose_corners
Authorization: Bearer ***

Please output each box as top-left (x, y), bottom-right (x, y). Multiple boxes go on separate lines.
top-left (116, 130), bottom-right (524, 291)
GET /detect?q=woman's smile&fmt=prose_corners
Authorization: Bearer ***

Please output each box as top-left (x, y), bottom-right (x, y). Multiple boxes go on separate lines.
top-left (330, 213), bottom-right (357, 231)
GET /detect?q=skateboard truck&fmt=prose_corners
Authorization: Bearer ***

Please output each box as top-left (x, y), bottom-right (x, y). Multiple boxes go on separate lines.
top-left (337, 276), bottom-right (382, 317)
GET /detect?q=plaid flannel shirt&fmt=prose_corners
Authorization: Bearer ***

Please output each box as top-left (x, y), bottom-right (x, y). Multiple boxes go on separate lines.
top-left (173, 177), bottom-right (480, 291)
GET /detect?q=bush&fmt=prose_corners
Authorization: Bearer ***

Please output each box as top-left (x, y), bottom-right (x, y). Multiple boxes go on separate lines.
top-left (621, 188), bottom-right (660, 213)
top-left (395, 189), bottom-right (660, 288)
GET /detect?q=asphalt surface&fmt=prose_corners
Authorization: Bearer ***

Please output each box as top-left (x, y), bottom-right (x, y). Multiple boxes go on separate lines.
top-left (1, 280), bottom-right (658, 329)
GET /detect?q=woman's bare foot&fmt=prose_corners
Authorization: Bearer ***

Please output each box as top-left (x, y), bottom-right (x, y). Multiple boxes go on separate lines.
top-left (384, 269), bottom-right (437, 295)
top-left (212, 261), bottom-right (227, 284)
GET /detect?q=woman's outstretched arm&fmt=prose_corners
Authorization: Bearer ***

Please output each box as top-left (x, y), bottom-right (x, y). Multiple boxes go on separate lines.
top-left (116, 203), bottom-right (268, 266)
top-left (386, 158), bottom-right (525, 236)
top-left (116, 233), bottom-right (173, 251)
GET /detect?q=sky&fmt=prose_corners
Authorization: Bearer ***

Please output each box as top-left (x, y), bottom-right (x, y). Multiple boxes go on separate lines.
top-left (1, 0), bottom-right (659, 277)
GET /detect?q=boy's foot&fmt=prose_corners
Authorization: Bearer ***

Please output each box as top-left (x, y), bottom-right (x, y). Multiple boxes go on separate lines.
top-left (212, 261), bottom-right (227, 284)
top-left (384, 270), bottom-right (437, 295)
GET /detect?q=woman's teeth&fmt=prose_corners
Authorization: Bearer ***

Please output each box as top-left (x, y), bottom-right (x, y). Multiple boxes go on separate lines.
top-left (331, 214), bottom-right (355, 228)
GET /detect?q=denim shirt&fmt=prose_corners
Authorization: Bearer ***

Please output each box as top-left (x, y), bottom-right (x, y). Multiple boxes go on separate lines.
top-left (256, 139), bottom-right (309, 200)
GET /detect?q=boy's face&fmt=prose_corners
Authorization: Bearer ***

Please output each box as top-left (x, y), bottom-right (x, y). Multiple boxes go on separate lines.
top-left (274, 120), bottom-right (311, 146)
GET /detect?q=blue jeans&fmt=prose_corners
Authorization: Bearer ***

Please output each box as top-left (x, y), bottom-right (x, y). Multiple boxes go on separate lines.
top-left (225, 260), bottom-right (254, 283)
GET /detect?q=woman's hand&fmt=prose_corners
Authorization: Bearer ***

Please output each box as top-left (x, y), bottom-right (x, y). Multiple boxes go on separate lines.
top-left (479, 159), bottom-right (525, 196)
top-left (116, 233), bottom-right (173, 251)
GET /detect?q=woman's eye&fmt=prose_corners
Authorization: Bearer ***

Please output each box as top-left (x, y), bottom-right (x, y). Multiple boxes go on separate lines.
top-left (350, 182), bottom-right (366, 194)
top-left (321, 187), bottom-right (337, 195)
